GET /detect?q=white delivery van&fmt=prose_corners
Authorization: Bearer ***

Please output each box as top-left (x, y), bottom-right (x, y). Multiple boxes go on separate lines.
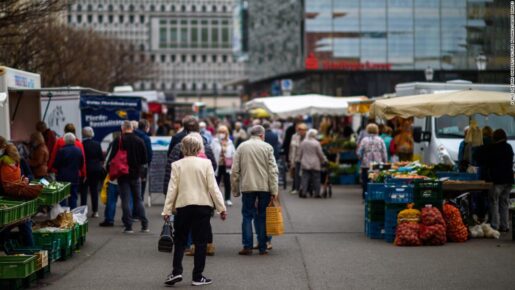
top-left (0, 66), bottom-right (42, 141)
top-left (394, 81), bottom-right (514, 169)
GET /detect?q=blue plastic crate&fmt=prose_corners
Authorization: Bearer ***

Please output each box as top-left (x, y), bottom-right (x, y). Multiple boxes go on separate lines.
top-left (385, 233), bottom-right (396, 243)
top-left (385, 178), bottom-right (417, 185)
top-left (436, 172), bottom-right (479, 181)
top-left (385, 185), bottom-right (414, 204)
top-left (339, 151), bottom-right (358, 161)
top-left (366, 183), bottom-right (387, 201)
top-left (339, 174), bottom-right (357, 185)
top-left (384, 204), bottom-right (405, 235)
top-left (365, 220), bottom-right (384, 239)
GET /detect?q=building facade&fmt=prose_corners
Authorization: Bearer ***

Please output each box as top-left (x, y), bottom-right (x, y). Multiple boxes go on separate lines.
top-left (246, 0), bottom-right (509, 98)
top-left (66, 0), bottom-right (244, 108)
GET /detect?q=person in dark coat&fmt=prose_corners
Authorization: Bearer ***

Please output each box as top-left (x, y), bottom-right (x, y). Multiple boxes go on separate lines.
top-left (134, 119), bottom-right (153, 201)
top-left (54, 133), bottom-right (84, 209)
top-left (263, 121), bottom-right (280, 161)
top-left (479, 129), bottom-right (514, 232)
top-left (167, 116), bottom-right (197, 157)
top-left (81, 127), bottom-right (104, 217)
top-left (107, 121), bottom-right (149, 233)
top-left (36, 121), bottom-right (57, 154)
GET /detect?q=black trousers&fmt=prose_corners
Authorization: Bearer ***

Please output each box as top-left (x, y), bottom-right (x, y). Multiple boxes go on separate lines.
top-left (80, 172), bottom-right (102, 213)
top-left (173, 205), bottom-right (212, 280)
top-left (216, 165), bottom-right (231, 201)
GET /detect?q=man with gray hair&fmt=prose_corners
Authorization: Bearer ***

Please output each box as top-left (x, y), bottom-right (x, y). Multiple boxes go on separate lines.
top-left (107, 120), bottom-right (149, 233)
top-left (231, 125), bottom-right (279, 256)
top-left (53, 133), bottom-right (84, 209)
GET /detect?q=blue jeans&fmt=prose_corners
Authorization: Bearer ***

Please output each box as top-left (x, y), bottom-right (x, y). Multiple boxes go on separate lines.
top-left (242, 192), bottom-right (271, 253)
top-left (118, 176), bottom-right (148, 230)
top-left (18, 220), bottom-right (34, 247)
top-left (60, 184), bottom-right (79, 209)
top-left (104, 183), bottom-right (119, 224)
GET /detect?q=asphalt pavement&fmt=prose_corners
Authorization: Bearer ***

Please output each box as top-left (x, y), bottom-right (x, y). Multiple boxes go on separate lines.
top-left (35, 185), bottom-right (515, 290)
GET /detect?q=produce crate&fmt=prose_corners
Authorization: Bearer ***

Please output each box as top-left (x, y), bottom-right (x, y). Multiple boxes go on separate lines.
top-left (413, 180), bottom-right (443, 203)
top-left (39, 182), bottom-right (71, 206)
top-left (365, 201), bottom-right (385, 221)
top-left (384, 204), bottom-right (406, 236)
top-left (0, 255), bottom-right (37, 279)
top-left (365, 220), bottom-right (384, 239)
top-left (385, 185), bottom-right (414, 204)
top-left (33, 228), bottom-right (73, 257)
top-left (339, 174), bottom-right (357, 185)
top-left (366, 183), bottom-right (387, 201)
top-left (436, 172), bottom-right (478, 181)
top-left (0, 199), bottom-right (23, 226)
top-left (5, 239), bottom-right (61, 263)
top-left (385, 178), bottom-right (417, 185)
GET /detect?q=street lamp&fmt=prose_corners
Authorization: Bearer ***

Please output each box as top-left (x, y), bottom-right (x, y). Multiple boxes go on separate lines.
top-left (475, 54), bottom-right (487, 71)
top-left (424, 66), bottom-right (434, 82)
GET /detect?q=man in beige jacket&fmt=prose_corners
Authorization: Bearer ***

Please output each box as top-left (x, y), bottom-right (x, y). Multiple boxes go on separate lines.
top-left (231, 125), bottom-right (279, 255)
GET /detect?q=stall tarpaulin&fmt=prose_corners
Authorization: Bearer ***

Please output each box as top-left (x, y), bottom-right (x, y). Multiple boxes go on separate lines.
top-left (370, 90), bottom-right (515, 120)
top-left (80, 95), bottom-right (142, 143)
top-left (245, 94), bottom-right (367, 117)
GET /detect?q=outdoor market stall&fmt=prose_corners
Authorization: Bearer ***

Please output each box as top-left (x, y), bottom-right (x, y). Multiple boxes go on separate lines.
top-left (365, 90), bottom-right (514, 245)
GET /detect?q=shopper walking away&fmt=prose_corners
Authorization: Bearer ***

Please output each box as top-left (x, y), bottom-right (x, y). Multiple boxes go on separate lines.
top-left (380, 126), bottom-right (393, 161)
top-left (299, 129), bottom-right (327, 198)
top-left (263, 121), bottom-right (280, 161)
top-left (99, 136), bottom-right (120, 227)
top-left (289, 123), bottom-right (308, 195)
top-left (134, 119), bottom-right (153, 201)
top-left (233, 122), bottom-right (248, 148)
top-left (211, 125), bottom-right (235, 207)
top-left (107, 121), bottom-right (149, 234)
top-left (357, 124), bottom-right (387, 200)
top-left (479, 129), bottom-right (514, 231)
top-left (81, 127), bottom-right (104, 218)
top-left (48, 123), bottom-right (86, 178)
top-left (54, 133), bottom-right (84, 209)
top-left (162, 135), bottom-right (227, 287)
top-left (35, 121), bottom-right (57, 155)
top-left (28, 132), bottom-right (49, 179)
top-left (167, 115), bottom-right (195, 157)
top-left (200, 121), bottom-right (213, 145)
top-left (232, 125), bottom-right (279, 255)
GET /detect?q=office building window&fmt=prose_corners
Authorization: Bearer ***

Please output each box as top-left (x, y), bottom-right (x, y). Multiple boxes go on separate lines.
top-left (77, 14), bottom-right (82, 23)
top-left (161, 55), bottom-right (166, 63)
top-left (180, 20), bottom-right (188, 47)
top-left (87, 4), bottom-right (92, 12)
top-left (140, 15), bottom-right (145, 23)
top-left (212, 55), bottom-right (217, 62)
top-left (181, 55), bottom-right (187, 62)
top-left (192, 5), bottom-right (196, 12)
top-left (171, 55), bottom-right (176, 62)
top-left (202, 5), bottom-right (206, 12)
top-left (222, 6), bottom-right (226, 12)
top-left (212, 5), bottom-right (217, 12)
top-left (109, 15), bottom-right (113, 23)
top-left (108, 4), bottom-right (113, 12)
top-left (192, 83), bottom-right (197, 91)
top-left (151, 5), bottom-right (155, 12)
top-left (181, 83), bottom-right (187, 90)
top-left (129, 15), bottom-right (134, 23)
top-left (119, 15), bottom-right (124, 23)
top-left (67, 15), bottom-right (72, 23)
top-left (129, 5), bottom-right (134, 12)
top-left (222, 55), bottom-right (227, 63)
top-left (87, 14), bottom-right (93, 23)
top-left (192, 55), bottom-right (197, 62)
top-left (171, 5), bottom-right (175, 12)
top-left (77, 4), bottom-right (82, 12)
top-left (151, 54), bottom-right (156, 62)
top-left (202, 55), bottom-right (207, 62)
top-left (119, 5), bottom-right (123, 11)
top-left (211, 20), bottom-right (219, 48)
top-left (98, 15), bottom-right (103, 23)
top-left (161, 5), bottom-right (166, 12)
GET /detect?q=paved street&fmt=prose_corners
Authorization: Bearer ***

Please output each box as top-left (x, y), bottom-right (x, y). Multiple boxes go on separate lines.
top-left (35, 185), bottom-right (515, 290)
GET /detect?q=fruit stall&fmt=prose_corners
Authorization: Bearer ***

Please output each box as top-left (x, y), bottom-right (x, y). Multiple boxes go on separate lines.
top-left (364, 161), bottom-right (500, 246)
top-left (0, 180), bottom-right (89, 289)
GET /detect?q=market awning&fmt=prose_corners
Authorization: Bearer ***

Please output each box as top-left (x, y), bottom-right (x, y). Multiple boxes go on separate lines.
top-left (245, 94), bottom-right (367, 117)
top-left (370, 90), bottom-right (514, 120)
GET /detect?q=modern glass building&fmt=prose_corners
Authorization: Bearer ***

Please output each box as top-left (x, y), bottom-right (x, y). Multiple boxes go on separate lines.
top-left (245, 0), bottom-right (509, 98)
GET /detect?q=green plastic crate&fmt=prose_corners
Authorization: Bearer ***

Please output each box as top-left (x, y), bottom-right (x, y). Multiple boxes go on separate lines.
top-left (79, 221), bottom-right (89, 238)
top-left (413, 180), bottom-right (443, 203)
top-left (33, 228), bottom-right (73, 252)
top-left (0, 199), bottom-right (24, 227)
top-left (39, 182), bottom-right (71, 206)
top-left (72, 224), bottom-right (80, 249)
top-left (0, 255), bottom-right (37, 279)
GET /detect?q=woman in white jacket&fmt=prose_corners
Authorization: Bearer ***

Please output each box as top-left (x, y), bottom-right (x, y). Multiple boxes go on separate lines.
top-left (210, 125), bottom-right (236, 206)
top-left (162, 134), bottom-right (227, 287)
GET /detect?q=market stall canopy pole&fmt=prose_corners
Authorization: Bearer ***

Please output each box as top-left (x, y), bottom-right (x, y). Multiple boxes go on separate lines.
top-left (245, 94), bottom-right (367, 118)
top-left (370, 90), bottom-right (514, 120)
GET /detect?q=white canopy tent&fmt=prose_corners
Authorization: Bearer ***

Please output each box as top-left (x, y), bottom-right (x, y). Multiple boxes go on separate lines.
top-left (245, 94), bottom-right (367, 117)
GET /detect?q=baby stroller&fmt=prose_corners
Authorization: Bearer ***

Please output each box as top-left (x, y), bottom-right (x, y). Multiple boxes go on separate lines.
top-left (321, 162), bottom-right (332, 198)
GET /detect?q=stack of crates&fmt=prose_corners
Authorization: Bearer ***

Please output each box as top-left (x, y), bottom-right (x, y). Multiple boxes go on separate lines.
top-left (364, 183), bottom-right (387, 239)
top-left (383, 179), bottom-right (414, 243)
top-left (0, 255), bottom-right (37, 290)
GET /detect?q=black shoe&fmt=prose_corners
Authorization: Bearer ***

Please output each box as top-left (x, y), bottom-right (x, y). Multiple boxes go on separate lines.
top-left (99, 221), bottom-right (114, 227)
top-left (192, 276), bottom-right (212, 286)
top-left (164, 274), bottom-right (183, 286)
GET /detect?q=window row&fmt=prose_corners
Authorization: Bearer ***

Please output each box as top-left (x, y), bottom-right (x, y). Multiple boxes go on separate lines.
top-left (72, 3), bottom-right (229, 13)
top-left (136, 82), bottom-right (240, 91)
top-left (158, 19), bottom-right (231, 49)
top-left (69, 14), bottom-right (148, 24)
top-left (148, 54), bottom-right (234, 64)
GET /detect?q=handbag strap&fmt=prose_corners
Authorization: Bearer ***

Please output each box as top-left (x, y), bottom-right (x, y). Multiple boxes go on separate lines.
top-left (268, 196), bottom-right (281, 207)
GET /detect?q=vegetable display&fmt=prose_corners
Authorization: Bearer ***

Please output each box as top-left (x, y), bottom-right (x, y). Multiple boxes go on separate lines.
top-left (443, 203), bottom-right (468, 242)
top-left (395, 222), bottom-right (422, 246)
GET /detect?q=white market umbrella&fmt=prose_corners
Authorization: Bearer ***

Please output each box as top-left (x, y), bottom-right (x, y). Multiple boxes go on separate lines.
top-left (245, 94), bottom-right (367, 117)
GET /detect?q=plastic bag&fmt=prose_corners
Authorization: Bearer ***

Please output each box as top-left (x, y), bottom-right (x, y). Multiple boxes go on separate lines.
top-left (72, 205), bottom-right (88, 225)
top-left (100, 176), bottom-right (110, 205)
top-left (395, 223), bottom-right (421, 246)
top-left (397, 203), bottom-right (421, 224)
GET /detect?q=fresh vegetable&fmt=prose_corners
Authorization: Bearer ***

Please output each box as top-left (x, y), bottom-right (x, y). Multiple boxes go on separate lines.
top-left (420, 205), bottom-right (446, 227)
top-left (395, 223), bottom-right (422, 246)
top-left (397, 204), bottom-right (421, 224)
top-left (443, 203), bottom-right (468, 242)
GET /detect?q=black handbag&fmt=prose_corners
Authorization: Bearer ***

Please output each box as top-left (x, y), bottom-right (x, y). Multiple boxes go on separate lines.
top-left (158, 220), bottom-right (174, 252)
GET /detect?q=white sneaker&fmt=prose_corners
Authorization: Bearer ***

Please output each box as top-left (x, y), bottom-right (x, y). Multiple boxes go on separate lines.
top-left (225, 200), bottom-right (233, 206)
top-left (290, 190), bottom-right (298, 195)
